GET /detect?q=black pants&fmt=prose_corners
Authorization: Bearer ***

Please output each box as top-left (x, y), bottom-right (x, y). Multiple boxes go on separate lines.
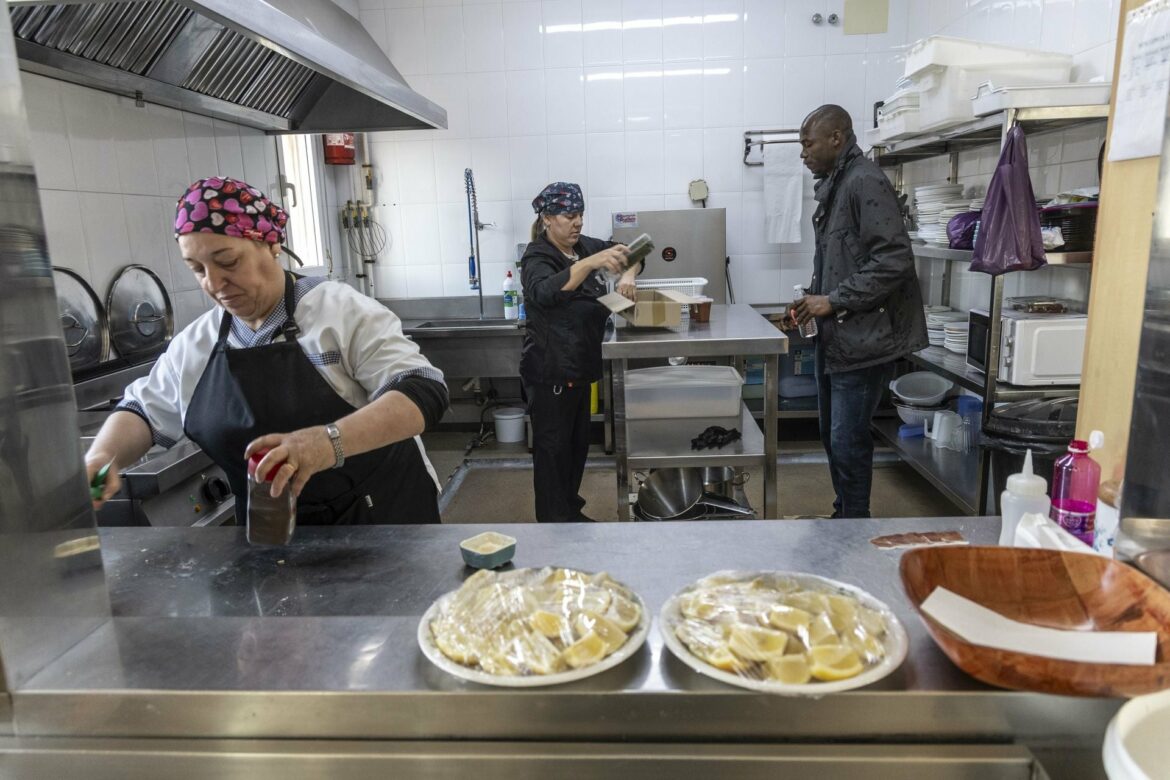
top-left (526, 383), bottom-right (591, 523)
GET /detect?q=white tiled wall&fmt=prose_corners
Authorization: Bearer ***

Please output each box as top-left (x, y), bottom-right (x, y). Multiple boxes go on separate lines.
top-left (336, 0), bottom-right (1122, 304)
top-left (23, 73), bottom-right (283, 336)
top-left (335, 0), bottom-right (926, 301)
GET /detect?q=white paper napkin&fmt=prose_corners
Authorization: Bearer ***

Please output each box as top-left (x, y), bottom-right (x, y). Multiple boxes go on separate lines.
top-left (921, 586), bottom-right (1157, 666)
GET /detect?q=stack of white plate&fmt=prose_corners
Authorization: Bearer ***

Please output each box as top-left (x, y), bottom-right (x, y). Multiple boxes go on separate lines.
top-left (936, 202), bottom-right (970, 236)
top-left (969, 197), bottom-right (985, 211)
top-left (943, 321), bottom-right (969, 354)
top-left (925, 309), bottom-right (965, 348)
top-left (914, 184), bottom-right (964, 246)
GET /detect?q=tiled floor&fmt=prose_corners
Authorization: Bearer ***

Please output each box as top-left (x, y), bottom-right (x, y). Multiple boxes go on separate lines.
top-left (424, 424), bottom-right (962, 524)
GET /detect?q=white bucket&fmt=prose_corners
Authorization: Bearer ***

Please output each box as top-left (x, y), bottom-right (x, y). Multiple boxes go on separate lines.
top-left (493, 407), bottom-right (526, 443)
top-left (1103, 688), bottom-right (1170, 779)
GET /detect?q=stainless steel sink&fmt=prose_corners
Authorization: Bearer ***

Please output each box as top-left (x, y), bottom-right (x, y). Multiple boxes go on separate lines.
top-left (412, 318), bottom-right (519, 330)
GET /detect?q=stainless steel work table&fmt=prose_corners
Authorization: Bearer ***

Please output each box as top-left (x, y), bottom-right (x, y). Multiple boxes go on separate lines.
top-left (602, 304), bottom-right (788, 519)
top-left (0, 518), bottom-right (1121, 778)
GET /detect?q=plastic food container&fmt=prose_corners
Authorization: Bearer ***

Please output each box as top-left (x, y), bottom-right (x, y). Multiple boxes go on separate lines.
top-left (1103, 688), bottom-right (1170, 779)
top-left (890, 372), bottom-right (953, 406)
top-left (459, 531), bottom-right (517, 569)
top-left (625, 365), bottom-right (744, 420)
top-left (893, 400), bottom-right (944, 427)
top-left (902, 37), bottom-right (1073, 131)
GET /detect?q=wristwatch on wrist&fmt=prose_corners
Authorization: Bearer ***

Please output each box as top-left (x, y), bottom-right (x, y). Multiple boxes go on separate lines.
top-left (325, 423), bottom-right (345, 469)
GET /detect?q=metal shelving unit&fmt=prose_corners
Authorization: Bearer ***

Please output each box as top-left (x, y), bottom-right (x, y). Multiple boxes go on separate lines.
top-left (872, 418), bottom-right (981, 515)
top-left (871, 104), bottom-right (1107, 514)
top-left (603, 304), bottom-right (787, 519)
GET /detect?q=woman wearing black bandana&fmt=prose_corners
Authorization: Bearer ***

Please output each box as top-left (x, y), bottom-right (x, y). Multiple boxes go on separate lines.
top-left (520, 182), bottom-right (641, 523)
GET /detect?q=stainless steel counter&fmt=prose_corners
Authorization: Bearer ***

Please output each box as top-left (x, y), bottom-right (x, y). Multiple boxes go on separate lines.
top-left (3, 518), bottom-right (1119, 759)
top-left (603, 304), bottom-right (787, 518)
top-left (602, 302), bottom-right (787, 359)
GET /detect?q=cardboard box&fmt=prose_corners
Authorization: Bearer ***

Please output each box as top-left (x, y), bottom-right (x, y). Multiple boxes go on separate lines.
top-left (599, 288), bottom-right (699, 328)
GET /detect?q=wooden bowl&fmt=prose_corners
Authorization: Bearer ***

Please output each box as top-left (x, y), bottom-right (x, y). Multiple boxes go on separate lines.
top-left (900, 546), bottom-right (1170, 697)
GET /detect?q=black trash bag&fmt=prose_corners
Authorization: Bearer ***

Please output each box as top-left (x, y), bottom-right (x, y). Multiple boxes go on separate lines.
top-left (970, 124), bottom-right (1046, 276)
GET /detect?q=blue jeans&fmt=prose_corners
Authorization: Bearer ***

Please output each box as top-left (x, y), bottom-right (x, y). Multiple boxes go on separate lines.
top-left (815, 349), bottom-right (895, 519)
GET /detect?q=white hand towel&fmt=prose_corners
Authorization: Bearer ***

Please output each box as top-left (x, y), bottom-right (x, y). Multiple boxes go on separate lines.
top-left (763, 142), bottom-right (805, 244)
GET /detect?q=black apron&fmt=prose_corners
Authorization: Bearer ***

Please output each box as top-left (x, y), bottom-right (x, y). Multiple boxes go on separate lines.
top-left (184, 274), bottom-right (439, 525)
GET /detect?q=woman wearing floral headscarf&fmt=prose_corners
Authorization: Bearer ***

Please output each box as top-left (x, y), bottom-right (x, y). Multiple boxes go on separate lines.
top-left (520, 182), bottom-right (640, 523)
top-left (84, 176), bottom-right (448, 525)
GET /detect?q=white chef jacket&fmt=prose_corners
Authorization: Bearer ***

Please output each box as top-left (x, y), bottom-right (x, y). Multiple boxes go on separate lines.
top-left (118, 276), bottom-right (443, 488)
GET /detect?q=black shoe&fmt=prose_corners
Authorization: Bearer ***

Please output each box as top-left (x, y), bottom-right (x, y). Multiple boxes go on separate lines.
top-left (572, 512), bottom-right (597, 522)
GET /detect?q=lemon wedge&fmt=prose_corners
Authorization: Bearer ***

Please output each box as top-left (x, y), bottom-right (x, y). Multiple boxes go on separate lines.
top-left (606, 592), bottom-right (641, 631)
top-left (728, 623), bottom-right (789, 661)
top-left (784, 590), bottom-right (829, 614)
top-left (561, 630), bottom-right (607, 669)
top-left (696, 643), bottom-right (748, 673)
top-left (765, 654), bottom-right (811, 684)
top-left (517, 631), bottom-right (564, 675)
top-left (529, 609), bottom-right (570, 640)
top-left (767, 604), bottom-right (813, 633)
top-left (808, 645), bottom-right (864, 681)
top-left (432, 623), bottom-right (480, 665)
top-left (558, 583), bottom-right (613, 614)
top-left (846, 629), bottom-right (886, 663)
top-left (807, 612), bottom-right (839, 647)
top-left (575, 610), bottom-right (628, 653)
top-left (826, 594), bottom-right (859, 633)
top-left (857, 606), bottom-right (887, 637)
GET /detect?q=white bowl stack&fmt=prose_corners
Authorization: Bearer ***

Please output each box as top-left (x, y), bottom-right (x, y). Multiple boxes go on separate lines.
top-left (913, 184), bottom-right (965, 246)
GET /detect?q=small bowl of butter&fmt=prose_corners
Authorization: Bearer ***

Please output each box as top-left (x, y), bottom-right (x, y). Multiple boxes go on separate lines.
top-left (459, 531), bottom-right (517, 570)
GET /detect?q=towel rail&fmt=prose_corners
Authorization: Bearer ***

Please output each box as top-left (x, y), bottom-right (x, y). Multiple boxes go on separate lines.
top-left (743, 129), bottom-right (800, 166)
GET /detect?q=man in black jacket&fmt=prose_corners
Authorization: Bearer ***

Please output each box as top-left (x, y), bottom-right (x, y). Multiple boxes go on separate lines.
top-left (520, 182), bottom-right (637, 522)
top-left (793, 105), bottom-right (928, 518)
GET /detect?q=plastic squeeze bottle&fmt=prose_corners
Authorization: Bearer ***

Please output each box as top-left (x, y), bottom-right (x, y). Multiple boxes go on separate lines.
top-left (247, 448), bottom-right (296, 546)
top-left (999, 449), bottom-right (1050, 545)
top-left (502, 271), bottom-right (519, 320)
top-left (1049, 432), bottom-right (1103, 547)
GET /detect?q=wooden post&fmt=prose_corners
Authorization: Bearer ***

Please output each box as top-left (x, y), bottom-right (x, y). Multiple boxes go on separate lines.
top-left (1077, 0), bottom-right (1162, 481)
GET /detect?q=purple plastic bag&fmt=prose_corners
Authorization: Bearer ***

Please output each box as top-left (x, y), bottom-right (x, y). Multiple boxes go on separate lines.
top-left (970, 125), bottom-right (1046, 275)
top-left (947, 212), bottom-right (980, 250)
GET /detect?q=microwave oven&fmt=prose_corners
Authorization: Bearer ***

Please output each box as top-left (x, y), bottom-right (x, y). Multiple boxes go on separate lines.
top-left (966, 308), bottom-right (1088, 386)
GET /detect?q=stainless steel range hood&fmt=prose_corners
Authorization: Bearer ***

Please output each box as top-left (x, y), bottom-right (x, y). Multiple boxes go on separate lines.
top-left (8, 0), bottom-right (447, 133)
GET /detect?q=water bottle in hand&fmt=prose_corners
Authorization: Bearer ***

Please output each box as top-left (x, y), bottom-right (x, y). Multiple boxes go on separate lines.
top-left (792, 284), bottom-right (819, 338)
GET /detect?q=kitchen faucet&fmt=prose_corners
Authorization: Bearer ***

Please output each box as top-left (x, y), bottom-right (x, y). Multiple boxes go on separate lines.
top-left (464, 168), bottom-right (486, 320)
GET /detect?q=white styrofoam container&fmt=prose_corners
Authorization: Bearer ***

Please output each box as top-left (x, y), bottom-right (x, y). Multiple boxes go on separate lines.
top-left (625, 365), bottom-right (744, 420)
top-left (971, 81), bottom-right (1112, 117)
top-left (904, 36), bottom-right (1074, 80)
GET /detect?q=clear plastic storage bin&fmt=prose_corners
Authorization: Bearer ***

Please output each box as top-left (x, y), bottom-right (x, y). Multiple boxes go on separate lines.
top-left (625, 365), bottom-right (744, 420)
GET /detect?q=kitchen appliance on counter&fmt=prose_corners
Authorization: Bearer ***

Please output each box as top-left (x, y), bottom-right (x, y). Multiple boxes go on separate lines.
top-left (88, 438), bottom-right (235, 528)
top-left (967, 307), bottom-right (1087, 385)
top-left (74, 361), bottom-right (235, 528)
top-left (610, 209), bottom-right (728, 302)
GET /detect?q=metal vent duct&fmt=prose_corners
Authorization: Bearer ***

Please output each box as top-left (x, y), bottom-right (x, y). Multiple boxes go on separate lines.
top-left (11, 2), bottom-right (189, 76)
top-left (8, 0), bottom-right (446, 133)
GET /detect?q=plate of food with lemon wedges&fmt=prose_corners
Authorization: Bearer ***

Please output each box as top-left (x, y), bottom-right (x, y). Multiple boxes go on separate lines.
top-left (659, 570), bottom-right (908, 694)
top-left (419, 566), bottom-right (649, 687)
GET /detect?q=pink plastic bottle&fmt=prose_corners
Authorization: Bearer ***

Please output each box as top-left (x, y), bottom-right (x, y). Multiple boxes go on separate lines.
top-left (1049, 438), bottom-right (1102, 547)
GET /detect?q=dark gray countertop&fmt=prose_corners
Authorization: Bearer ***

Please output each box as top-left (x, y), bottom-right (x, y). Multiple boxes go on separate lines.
top-left (8, 519), bottom-right (1122, 749)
